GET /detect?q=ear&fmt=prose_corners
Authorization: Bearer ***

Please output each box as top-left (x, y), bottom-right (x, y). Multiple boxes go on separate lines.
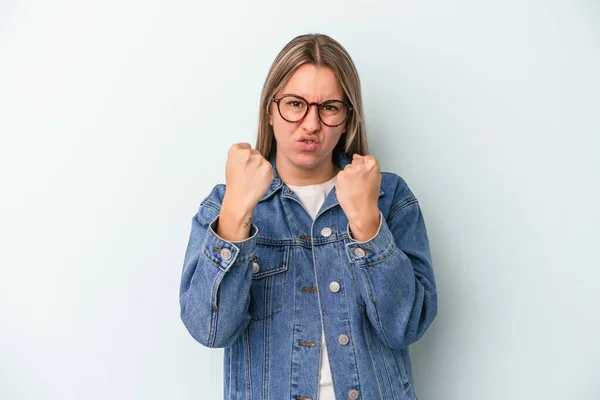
top-left (268, 114), bottom-right (273, 126)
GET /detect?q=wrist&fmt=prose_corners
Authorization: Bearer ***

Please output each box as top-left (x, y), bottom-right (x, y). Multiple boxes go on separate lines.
top-left (222, 194), bottom-right (255, 218)
top-left (348, 208), bottom-right (381, 241)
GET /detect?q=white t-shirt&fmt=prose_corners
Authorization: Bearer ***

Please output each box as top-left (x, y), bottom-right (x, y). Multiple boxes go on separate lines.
top-left (286, 174), bottom-right (337, 400)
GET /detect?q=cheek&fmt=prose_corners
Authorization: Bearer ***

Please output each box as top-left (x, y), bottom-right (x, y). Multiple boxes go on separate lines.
top-left (272, 121), bottom-right (297, 148)
top-left (324, 126), bottom-right (345, 143)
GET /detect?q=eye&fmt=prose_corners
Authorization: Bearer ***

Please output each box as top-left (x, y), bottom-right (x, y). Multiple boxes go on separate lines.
top-left (287, 101), bottom-right (303, 108)
top-left (323, 104), bottom-right (340, 112)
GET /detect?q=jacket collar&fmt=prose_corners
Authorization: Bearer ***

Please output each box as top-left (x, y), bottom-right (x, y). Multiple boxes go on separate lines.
top-left (259, 152), bottom-right (384, 202)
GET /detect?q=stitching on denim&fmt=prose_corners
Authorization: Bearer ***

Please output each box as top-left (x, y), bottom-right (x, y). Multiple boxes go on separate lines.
top-left (341, 239), bottom-right (364, 308)
top-left (250, 245), bottom-right (288, 321)
top-left (250, 306), bottom-right (285, 321)
top-left (377, 332), bottom-right (399, 400)
top-left (398, 348), bottom-right (410, 388)
top-left (202, 248), bottom-right (228, 271)
top-left (187, 299), bottom-right (215, 347)
top-left (251, 264), bottom-right (288, 279)
top-left (256, 234), bottom-right (355, 247)
top-left (263, 304), bottom-right (270, 399)
top-left (227, 344), bottom-right (233, 399)
top-left (363, 317), bottom-right (386, 399)
top-left (355, 242), bottom-right (397, 268)
top-left (201, 200), bottom-right (221, 214)
top-left (358, 267), bottom-right (376, 306)
top-left (280, 249), bottom-right (288, 316)
top-left (233, 252), bottom-right (255, 265)
top-left (243, 330), bottom-right (252, 398)
top-left (388, 197), bottom-right (418, 220)
top-left (210, 269), bottom-right (225, 311)
top-left (359, 266), bottom-right (395, 350)
top-left (208, 305), bottom-right (218, 348)
top-left (389, 346), bottom-right (406, 393)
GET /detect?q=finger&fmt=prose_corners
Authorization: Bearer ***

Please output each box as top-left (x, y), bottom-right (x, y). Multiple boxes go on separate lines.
top-left (236, 142), bottom-right (251, 149)
top-left (352, 154), bottom-right (365, 165)
top-left (362, 155), bottom-right (376, 162)
top-left (362, 155), bottom-right (378, 167)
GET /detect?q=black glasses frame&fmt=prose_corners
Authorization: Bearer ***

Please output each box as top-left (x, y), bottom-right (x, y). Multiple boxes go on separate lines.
top-left (272, 94), bottom-right (353, 127)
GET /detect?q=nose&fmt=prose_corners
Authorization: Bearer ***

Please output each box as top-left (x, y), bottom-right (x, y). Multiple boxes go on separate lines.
top-left (300, 104), bottom-right (321, 132)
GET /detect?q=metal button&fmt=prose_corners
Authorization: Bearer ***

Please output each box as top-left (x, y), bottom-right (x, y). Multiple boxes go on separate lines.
top-left (252, 262), bottom-right (260, 274)
top-left (348, 389), bottom-right (360, 399)
top-left (220, 248), bottom-right (232, 260)
top-left (329, 281), bottom-right (340, 293)
top-left (321, 227), bottom-right (332, 237)
top-left (338, 334), bottom-right (349, 345)
top-left (353, 248), bottom-right (366, 258)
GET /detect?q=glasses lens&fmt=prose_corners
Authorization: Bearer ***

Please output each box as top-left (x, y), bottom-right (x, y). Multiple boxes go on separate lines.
top-left (279, 96), bottom-right (308, 122)
top-left (319, 101), bottom-right (348, 126)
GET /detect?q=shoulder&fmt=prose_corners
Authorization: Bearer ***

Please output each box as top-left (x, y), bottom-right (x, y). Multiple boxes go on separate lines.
top-left (199, 183), bottom-right (226, 212)
top-left (380, 171), bottom-right (419, 214)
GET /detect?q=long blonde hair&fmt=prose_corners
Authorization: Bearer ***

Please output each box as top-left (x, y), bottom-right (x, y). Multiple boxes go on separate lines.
top-left (256, 33), bottom-right (368, 161)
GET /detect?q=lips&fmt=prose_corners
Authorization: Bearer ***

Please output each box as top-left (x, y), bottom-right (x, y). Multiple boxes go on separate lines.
top-left (298, 136), bottom-right (319, 144)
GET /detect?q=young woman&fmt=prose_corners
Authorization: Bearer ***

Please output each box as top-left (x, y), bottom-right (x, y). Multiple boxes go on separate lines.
top-left (180, 33), bottom-right (438, 400)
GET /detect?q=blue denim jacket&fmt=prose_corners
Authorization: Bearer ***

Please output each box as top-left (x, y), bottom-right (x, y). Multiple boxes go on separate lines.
top-left (180, 152), bottom-right (438, 400)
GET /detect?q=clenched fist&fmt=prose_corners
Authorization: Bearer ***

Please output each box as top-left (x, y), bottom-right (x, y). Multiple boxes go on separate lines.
top-left (335, 154), bottom-right (382, 241)
top-left (223, 142), bottom-right (274, 216)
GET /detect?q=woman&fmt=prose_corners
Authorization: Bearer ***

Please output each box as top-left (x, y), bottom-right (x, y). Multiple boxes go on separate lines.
top-left (180, 33), bottom-right (438, 400)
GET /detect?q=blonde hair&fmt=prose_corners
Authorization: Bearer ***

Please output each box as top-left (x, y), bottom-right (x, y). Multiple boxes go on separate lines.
top-left (256, 33), bottom-right (369, 162)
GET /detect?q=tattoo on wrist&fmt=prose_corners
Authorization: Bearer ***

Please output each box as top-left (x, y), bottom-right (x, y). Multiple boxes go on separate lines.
top-left (244, 218), bottom-right (252, 229)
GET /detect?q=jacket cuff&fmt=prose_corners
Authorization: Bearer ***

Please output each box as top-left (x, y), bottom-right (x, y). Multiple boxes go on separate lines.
top-left (345, 211), bottom-right (396, 266)
top-left (346, 210), bottom-right (383, 243)
top-left (201, 215), bottom-right (258, 272)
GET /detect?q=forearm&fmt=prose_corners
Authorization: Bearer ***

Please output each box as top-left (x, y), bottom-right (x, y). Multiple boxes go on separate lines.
top-left (216, 196), bottom-right (254, 242)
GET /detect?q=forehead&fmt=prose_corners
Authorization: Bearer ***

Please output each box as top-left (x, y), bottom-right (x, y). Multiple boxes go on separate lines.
top-left (279, 64), bottom-right (344, 101)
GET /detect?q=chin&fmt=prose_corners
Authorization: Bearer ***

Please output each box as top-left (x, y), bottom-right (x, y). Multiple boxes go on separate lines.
top-left (290, 152), bottom-right (324, 169)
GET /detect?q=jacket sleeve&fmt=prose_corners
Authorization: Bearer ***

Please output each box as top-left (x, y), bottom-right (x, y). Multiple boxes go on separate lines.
top-left (179, 185), bottom-right (257, 348)
top-left (345, 182), bottom-right (438, 350)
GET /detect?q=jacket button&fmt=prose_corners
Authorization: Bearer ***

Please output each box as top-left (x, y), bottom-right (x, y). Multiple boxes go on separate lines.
top-left (252, 262), bottom-right (260, 274)
top-left (338, 334), bottom-right (349, 345)
top-left (348, 389), bottom-right (360, 399)
top-left (321, 227), bottom-right (332, 237)
top-left (329, 281), bottom-right (340, 293)
top-left (220, 248), bottom-right (232, 260)
top-left (353, 248), bottom-right (365, 258)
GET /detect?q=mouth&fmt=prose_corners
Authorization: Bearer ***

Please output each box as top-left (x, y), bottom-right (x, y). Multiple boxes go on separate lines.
top-left (298, 137), bottom-right (319, 144)
top-left (298, 136), bottom-right (320, 151)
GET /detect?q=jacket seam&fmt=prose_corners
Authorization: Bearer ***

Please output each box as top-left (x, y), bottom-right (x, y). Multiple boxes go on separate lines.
top-left (201, 200), bottom-right (221, 214)
top-left (388, 197), bottom-right (418, 220)
top-left (378, 334), bottom-right (399, 400)
top-left (363, 316), bottom-right (386, 399)
top-left (358, 265), bottom-right (395, 349)
top-left (355, 241), bottom-right (397, 269)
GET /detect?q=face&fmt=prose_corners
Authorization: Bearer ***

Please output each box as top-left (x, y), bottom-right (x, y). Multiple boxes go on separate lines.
top-left (269, 64), bottom-right (347, 176)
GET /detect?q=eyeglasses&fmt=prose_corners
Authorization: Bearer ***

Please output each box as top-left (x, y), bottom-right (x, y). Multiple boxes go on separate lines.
top-left (272, 94), bottom-right (352, 127)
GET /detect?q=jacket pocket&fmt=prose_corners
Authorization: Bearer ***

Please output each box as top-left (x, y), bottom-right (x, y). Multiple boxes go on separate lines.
top-left (393, 347), bottom-right (410, 391)
top-left (249, 243), bottom-right (289, 321)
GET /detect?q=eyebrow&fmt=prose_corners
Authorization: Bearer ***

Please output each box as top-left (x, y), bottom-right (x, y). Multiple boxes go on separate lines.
top-left (281, 93), bottom-right (345, 103)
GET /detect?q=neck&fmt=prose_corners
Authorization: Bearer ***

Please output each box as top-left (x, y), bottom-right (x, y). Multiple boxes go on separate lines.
top-left (276, 154), bottom-right (340, 186)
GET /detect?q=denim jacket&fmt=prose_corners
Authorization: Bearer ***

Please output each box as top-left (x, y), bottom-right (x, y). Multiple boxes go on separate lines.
top-left (180, 152), bottom-right (438, 400)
